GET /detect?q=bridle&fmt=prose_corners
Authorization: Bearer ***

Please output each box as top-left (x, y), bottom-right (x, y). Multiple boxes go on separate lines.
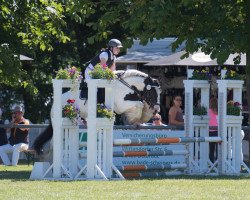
top-left (117, 74), bottom-right (160, 107)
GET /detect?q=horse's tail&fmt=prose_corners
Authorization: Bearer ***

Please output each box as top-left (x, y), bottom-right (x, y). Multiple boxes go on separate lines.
top-left (33, 124), bottom-right (53, 155)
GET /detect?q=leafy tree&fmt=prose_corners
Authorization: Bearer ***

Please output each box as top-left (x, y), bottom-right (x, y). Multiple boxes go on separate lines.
top-left (0, 0), bottom-right (130, 122)
top-left (118, 0), bottom-right (250, 122)
top-left (1, 0), bottom-right (249, 123)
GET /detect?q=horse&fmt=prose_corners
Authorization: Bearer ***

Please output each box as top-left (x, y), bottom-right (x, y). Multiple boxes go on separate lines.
top-left (33, 69), bottom-right (161, 156)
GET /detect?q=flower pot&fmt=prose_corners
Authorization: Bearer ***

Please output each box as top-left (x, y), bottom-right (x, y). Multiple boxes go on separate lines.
top-left (225, 115), bottom-right (243, 124)
top-left (193, 115), bottom-right (209, 124)
top-left (62, 118), bottom-right (76, 126)
top-left (52, 79), bottom-right (81, 88)
top-left (183, 80), bottom-right (210, 89)
top-left (217, 80), bottom-right (244, 89)
top-left (95, 118), bottom-right (114, 127)
top-left (86, 79), bottom-right (115, 88)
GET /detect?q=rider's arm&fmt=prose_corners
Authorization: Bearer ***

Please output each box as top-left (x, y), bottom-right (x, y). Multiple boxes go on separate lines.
top-left (109, 62), bottom-right (116, 71)
top-left (99, 52), bottom-right (108, 68)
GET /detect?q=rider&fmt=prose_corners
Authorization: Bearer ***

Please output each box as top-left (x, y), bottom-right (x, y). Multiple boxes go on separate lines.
top-left (84, 38), bottom-right (123, 79)
top-left (81, 39), bottom-right (123, 102)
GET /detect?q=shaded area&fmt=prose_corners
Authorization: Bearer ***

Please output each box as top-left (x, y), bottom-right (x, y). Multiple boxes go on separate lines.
top-left (0, 170), bottom-right (31, 181)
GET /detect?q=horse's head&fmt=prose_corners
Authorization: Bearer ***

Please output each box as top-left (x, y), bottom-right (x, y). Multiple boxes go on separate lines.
top-left (114, 70), bottom-right (161, 124)
top-left (142, 76), bottom-right (161, 112)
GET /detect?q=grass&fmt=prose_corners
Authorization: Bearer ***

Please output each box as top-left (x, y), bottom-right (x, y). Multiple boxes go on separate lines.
top-left (0, 161), bottom-right (250, 200)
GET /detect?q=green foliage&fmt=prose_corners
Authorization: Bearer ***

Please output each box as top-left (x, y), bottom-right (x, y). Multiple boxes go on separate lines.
top-left (97, 104), bottom-right (115, 119)
top-left (0, 1), bottom-right (127, 123)
top-left (1, 0), bottom-right (247, 123)
top-left (89, 63), bottom-right (116, 80)
top-left (193, 106), bottom-right (207, 116)
top-left (223, 69), bottom-right (245, 80)
top-left (56, 66), bottom-right (83, 80)
top-left (62, 99), bottom-right (80, 121)
top-left (227, 101), bottom-right (241, 116)
top-left (189, 69), bottom-right (212, 80)
top-left (121, 0), bottom-right (247, 65)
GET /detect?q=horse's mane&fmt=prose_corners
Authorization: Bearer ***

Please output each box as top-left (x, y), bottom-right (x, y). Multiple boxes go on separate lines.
top-left (115, 69), bottom-right (148, 79)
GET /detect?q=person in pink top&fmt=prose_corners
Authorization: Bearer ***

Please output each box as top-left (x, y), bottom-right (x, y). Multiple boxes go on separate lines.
top-left (209, 97), bottom-right (218, 163)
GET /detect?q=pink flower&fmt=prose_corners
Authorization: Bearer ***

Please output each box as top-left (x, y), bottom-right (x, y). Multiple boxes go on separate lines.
top-left (234, 102), bottom-right (241, 107)
top-left (101, 63), bottom-right (107, 69)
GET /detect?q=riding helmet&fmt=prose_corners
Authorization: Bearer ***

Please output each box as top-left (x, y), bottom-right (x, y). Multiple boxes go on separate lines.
top-left (108, 39), bottom-right (123, 48)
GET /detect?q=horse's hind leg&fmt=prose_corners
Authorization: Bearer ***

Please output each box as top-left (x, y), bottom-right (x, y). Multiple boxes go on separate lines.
top-left (33, 124), bottom-right (53, 155)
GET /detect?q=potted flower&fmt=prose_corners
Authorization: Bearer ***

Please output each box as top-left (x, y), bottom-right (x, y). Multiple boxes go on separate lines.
top-left (222, 69), bottom-right (244, 80)
top-left (189, 69), bottom-right (212, 81)
top-left (94, 104), bottom-right (115, 127)
top-left (56, 66), bottom-right (83, 80)
top-left (227, 101), bottom-right (241, 116)
top-left (55, 66), bottom-right (83, 87)
top-left (62, 99), bottom-right (80, 125)
top-left (225, 100), bottom-right (243, 124)
top-left (89, 63), bottom-right (116, 80)
top-left (193, 105), bottom-right (207, 116)
top-left (193, 105), bottom-right (209, 123)
top-left (219, 69), bottom-right (244, 87)
top-left (185, 69), bottom-right (211, 89)
top-left (97, 103), bottom-right (115, 119)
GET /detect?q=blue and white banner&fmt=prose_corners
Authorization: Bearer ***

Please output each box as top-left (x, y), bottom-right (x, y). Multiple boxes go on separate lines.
top-left (79, 129), bottom-right (186, 167)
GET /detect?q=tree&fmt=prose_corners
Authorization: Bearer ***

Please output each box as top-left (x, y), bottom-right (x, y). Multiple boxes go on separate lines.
top-left (0, 0), bottom-right (130, 122)
top-left (117, 0), bottom-right (249, 122)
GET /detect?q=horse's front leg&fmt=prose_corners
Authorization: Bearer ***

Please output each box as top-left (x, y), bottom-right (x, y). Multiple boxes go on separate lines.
top-left (140, 102), bottom-right (155, 123)
top-left (114, 100), bottom-right (144, 124)
top-left (114, 99), bottom-right (144, 115)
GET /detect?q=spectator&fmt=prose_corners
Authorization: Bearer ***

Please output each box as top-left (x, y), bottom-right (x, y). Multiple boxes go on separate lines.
top-left (0, 105), bottom-right (30, 166)
top-left (0, 108), bottom-right (8, 147)
top-left (152, 113), bottom-right (165, 126)
top-left (209, 97), bottom-right (218, 163)
top-left (168, 95), bottom-right (184, 126)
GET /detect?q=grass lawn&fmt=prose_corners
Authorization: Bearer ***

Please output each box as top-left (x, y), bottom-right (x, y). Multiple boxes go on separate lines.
top-left (0, 161), bottom-right (250, 200)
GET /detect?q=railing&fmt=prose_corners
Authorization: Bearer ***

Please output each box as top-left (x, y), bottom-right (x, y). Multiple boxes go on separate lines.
top-left (1, 124), bottom-right (250, 131)
top-left (1, 124), bottom-right (249, 161)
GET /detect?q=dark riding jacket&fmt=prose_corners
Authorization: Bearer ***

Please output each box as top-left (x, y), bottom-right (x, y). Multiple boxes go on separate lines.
top-left (89, 49), bottom-right (114, 69)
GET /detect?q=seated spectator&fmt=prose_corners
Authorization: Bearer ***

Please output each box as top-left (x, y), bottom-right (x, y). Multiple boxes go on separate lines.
top-left (0, 108), bottom-right (8, 147)
top-left (152, 113), bottom-right (166, 126)
top-left (168, 95), bottom-right (184, 126)
top-left (0, 105), bottom-right (30, 166)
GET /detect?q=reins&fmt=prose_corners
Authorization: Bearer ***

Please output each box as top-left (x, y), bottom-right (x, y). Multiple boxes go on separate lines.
top-left (117, 74), bottom-right (158, 107)
top-left (117, 76), bottom-right (142, 97)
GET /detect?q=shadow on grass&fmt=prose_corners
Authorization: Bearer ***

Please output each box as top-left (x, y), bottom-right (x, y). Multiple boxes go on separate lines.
top-left (128, 161), bottom-right (250, 180)
top-left (0, 160), bottom-right (32, 181)
top-left (0, 170), bottom-right (31, 181)
top-left (1, 161), bottom-right (249, 181)
top-left (141, 174), bottom-right (250, 181)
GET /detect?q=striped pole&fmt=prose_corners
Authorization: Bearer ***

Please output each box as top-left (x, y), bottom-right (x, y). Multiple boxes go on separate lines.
top-left (113, 137), bottom-right (222, 146)
top-left (80, 150), bottom-right (188, 158)
top-left (122, 171), bottom-right (184, 178)
top-left (117, 164), bottom-right (187, 171)
top-left (113, 150), bottom-right (188, 157)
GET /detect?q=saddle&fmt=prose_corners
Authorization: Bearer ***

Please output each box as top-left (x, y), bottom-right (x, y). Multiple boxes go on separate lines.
top-left (80, 80), bottom-right (105, 103)
top-left (79, 81), bottom-right (88, 100)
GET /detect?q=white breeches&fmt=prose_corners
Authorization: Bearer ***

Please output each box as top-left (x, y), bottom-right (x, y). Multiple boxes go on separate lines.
top-left (0, 143), bottom-right (29, 166)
